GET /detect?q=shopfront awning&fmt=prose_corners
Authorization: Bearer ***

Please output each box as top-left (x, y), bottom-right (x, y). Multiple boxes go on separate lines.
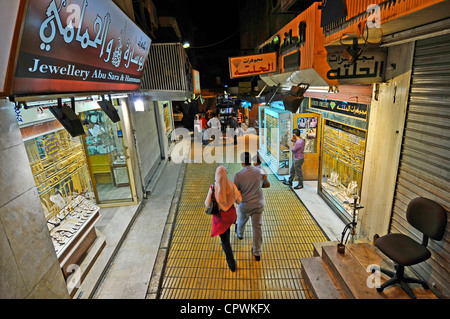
top-left (259, 69), bottom-right (328, 89)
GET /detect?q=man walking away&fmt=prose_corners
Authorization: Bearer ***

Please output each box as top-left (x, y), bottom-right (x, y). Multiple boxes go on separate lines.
top-left (234, 152), bottom-right (265, 261)
top-left (283, 128), bottom-right (305, 190)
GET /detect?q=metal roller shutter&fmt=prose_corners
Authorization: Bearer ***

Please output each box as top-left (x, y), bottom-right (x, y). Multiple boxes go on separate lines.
top-left (390, 33), bottom-right (450, 298)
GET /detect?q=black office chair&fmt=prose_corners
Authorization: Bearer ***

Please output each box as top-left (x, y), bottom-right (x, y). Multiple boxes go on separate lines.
top-left (375, 197), bottom-right (447, 299)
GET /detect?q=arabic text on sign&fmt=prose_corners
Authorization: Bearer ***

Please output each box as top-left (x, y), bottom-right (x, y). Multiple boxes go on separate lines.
top-left (38, 0), bottom-right (147, 72)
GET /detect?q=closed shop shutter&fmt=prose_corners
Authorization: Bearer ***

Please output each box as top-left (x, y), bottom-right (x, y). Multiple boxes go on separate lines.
top-left (390, 33), bottom-right (450, 298)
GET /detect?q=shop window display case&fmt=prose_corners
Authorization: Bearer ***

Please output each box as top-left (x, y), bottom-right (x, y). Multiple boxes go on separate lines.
top-left (258, 105), bottom-right (269, 154)
top-left (260, 108), bottom-right (292, 179)
top-left (161, 101), bottom-right (175, 154)
top-left (319, 119), bottom-right (367, 220)
top-left (23, 128), bottom-right (102, 278)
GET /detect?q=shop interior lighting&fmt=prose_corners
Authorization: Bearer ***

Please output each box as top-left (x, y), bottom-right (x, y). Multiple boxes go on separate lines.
top-left (18, 96), bottom-right (92, 108)
top-left (134, 99), bottom-right (145, 112)
top-left (110, 94), bottom-right (128, 99)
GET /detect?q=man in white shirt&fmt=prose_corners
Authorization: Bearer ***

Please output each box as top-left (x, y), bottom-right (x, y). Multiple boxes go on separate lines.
top-left (207, 113), bottom-right (221, 131)
top-left (207, 113), bottom-right (222, 144)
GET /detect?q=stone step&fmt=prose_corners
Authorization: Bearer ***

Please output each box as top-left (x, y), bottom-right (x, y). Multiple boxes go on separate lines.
top-left (345, 243), bottom-right (437, 299)
top-left (313, 239), bottom-right (371, 257)
top-left (312, 241), bottom-right (338, 257)
top-left (300, 257), bottom-right (345, 299)
top-left (321, 244), bottom-right (384, 299)
top-left (321, 243), bottom-right (438, 299)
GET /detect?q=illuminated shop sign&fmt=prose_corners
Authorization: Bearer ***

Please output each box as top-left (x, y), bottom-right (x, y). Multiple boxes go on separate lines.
top-left (13, 0), bottom-right (151, 95)
top-left (310, 98), bottom-right (368, 121)
top-left (257, 20), bottom-right (306, 71)
top-left (256, 3), bottom-right (321, 75)
top-left (229, 52), bottom-right (277, 79)
top-left (258, 21), bottom-right (306, 55)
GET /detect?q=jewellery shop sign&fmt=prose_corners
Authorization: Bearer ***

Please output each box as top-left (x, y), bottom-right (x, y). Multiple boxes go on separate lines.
top-left (326, 46), bottom-right (386, 85)
top-left (310, 98), bottom-right (368, 121)
top-left (12, 0), bottom-right (151, 96)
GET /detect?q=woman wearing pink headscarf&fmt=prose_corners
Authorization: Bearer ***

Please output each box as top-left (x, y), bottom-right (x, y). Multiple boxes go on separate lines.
top-left (205, 166), bottom-right (242, 271)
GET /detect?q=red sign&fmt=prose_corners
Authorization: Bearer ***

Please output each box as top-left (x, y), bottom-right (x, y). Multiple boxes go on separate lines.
top-left (13, 0), bottom-right (151, 95)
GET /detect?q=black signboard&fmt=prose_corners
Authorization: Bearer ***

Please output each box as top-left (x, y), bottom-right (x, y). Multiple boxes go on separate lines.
top-left (310, 98), bottom-right (368, 121)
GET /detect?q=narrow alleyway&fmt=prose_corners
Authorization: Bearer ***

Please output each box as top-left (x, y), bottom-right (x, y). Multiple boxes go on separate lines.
top-left (158, 160), bottom-right (328, 299)
top-left (90, 138), bottom-right (333, 299)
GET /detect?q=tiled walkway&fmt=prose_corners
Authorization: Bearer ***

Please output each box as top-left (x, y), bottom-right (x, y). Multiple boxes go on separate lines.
top-left (159, 162), bottom-right (329, 299)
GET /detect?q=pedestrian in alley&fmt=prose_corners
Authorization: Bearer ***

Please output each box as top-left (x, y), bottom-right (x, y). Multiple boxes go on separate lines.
top-left (207, 113), bottom-right (221, 143)
top-left (283, 128), bottom-right (305, 189)
top-left (204, 166), bottom-right (242, 272)
top-left (253, 154), bottom-right (270, 188)
top-left (230, 113), bottom-right (239, 145)
top-left (207, 112), bottom-right (221, 131)
top-left (237, 108), bottom-right (243, 127)
top-left (200, 113), bottom-right (208, 145)
top-left (234, 152), bottom-right (265, 261)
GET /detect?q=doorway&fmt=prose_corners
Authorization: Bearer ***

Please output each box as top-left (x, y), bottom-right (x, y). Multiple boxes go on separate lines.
top-left (81, 108), bottom-right (134, 203)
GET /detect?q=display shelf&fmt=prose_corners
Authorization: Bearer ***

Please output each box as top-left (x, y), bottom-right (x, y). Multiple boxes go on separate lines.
top-left (48, 195), bottom-right (100, 258)
top-left (23, 129), bottom-right (97, 255)
top-left (320, 120), bottom-right (366, 219)
top-left (260, 108), bottom-right (291, 179)
top-left (258, 105), bottom-right (268, 153)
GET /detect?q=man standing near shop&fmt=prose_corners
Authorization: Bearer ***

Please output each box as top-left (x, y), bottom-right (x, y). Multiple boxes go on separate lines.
top-left (283, 128), bottom-right (305, 189)
top-left (234, 152), bottom-right (265, 261)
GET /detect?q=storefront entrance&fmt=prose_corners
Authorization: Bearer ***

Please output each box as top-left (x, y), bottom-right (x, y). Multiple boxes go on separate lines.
top-left (18, 97), bottom-right (137, 206)
top-left (80, 107), bottom-right (134, 203)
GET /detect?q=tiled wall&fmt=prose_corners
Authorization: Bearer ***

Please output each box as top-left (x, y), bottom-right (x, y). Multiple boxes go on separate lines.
top-left (0, 99), bottom-right (69, 298)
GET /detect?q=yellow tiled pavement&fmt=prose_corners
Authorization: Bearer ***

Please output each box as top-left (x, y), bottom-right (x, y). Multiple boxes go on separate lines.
top-left (159, 162), bottom-right (328, 299)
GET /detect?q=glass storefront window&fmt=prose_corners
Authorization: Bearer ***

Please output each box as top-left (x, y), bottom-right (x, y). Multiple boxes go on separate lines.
top-left (23, 128), bottom-right (98, 255)
top-left (81, 110), bottom-right (133, 202)
top-left (320, 119), bottom-right (366, 219)
top-left (263, 108), bottom-right (291, 177)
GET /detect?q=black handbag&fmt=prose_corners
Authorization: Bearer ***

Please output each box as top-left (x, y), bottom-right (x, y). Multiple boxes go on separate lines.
top-left (205, 185), bottom-right (219, 215)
